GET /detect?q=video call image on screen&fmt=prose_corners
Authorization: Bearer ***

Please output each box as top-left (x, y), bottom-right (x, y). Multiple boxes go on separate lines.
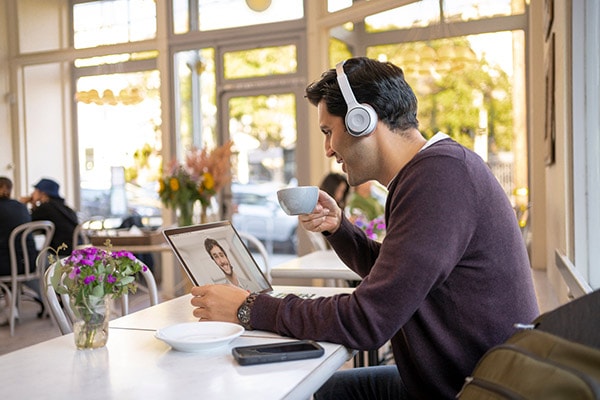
top-left (168, 224), bottom-right (269, 293)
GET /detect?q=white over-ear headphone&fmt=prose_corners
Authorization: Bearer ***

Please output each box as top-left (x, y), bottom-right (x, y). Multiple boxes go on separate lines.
top-left (335, 60), bottom-right (378, 137)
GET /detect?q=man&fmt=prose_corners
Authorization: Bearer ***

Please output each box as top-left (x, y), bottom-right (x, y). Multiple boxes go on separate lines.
top-left (0, 177), bottom-right (43, 318)
top-left (204, 238), bottom-right (254, 291)
top-left (21, 178), bottom-right (78, 255)
top-left (190, 57), bottom-right (539, 399)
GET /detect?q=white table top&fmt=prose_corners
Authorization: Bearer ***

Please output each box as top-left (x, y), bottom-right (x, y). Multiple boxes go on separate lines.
top-left (111, 286), bottom-right (354, 331)
top-left (0, 329), bottom-right (351, 400)
top-left (0, 286), bottom-right (354, 400)
top-left (271, 250), bottom-right (362, 281)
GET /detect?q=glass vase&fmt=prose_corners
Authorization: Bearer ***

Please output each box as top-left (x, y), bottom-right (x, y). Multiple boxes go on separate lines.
top-left (177, 201), bottom-right (194, 226)
top-left (200, 203), bottom-right (208, 224)
top-left (71, 297), bottom-right (110, 350)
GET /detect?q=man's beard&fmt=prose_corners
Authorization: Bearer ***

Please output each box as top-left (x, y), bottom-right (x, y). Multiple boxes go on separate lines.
top-left (223, 265), bottom-right (233, 276)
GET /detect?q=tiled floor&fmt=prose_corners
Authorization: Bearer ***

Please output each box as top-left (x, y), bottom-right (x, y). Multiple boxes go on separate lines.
top-left (0, 269), bottom-right (561, 357)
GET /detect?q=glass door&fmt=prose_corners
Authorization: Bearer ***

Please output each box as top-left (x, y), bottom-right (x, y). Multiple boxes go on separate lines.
top-left (225, 91), bottom-right (299, 254)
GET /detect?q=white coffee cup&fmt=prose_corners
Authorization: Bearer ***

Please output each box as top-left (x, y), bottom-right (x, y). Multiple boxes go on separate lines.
top-left (277, 186), bottom-right (319, 215)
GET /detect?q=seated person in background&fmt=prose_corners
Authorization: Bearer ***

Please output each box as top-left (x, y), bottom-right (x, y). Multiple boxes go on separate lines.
top-left (308, 172), bottom-right (351, 251)
top-left (0, 177), bottom-right (44, 317)
top-left (21, 178), bottom-right (78, 255)
top-left (347, 180), bottom-right (385, 221)
top-left (320, 172), bottom-right (350, 210)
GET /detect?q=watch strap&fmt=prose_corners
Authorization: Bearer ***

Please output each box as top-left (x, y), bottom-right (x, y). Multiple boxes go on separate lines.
top-left (237, 292), bottom-right (258, 330)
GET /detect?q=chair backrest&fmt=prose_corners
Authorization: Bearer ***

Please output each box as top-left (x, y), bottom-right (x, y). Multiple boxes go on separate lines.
top-left (71, 223), bottom-right (89, 247)
top-left (7, 220), bottom-right (55, 284)
top-left (238, 231), bottom-right (271, 282)
top-left (43, 256), bottom-right (159, 335)
top-left (43, 262), bottom-right (73, 334)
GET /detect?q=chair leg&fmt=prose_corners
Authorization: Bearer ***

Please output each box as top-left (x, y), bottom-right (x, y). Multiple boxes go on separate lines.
top-left (0, 282), bottom-right (13, 333)
top-left (0, 283), bottom-right (17, 336)
top-left (9, 283), bottom-right (19, 336)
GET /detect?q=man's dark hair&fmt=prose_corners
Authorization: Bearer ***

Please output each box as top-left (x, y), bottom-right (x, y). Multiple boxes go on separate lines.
top-left (204, 237), bottom-right (227, 260)
top-left (305, 57), bottom-right (419, 132)
top-left (0, 176), bottom-right (12, 199)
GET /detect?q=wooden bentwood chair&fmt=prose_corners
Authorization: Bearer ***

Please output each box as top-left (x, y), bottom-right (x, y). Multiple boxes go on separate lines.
top-left (0, 220), bottom-right (55, 336)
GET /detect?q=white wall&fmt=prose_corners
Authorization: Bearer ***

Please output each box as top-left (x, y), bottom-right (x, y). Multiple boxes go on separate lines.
top-left (0, 1), bottom-right (13, 181)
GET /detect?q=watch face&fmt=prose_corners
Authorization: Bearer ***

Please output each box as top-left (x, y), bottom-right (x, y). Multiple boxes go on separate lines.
top-left (238, 306), bottom-right (250, 324)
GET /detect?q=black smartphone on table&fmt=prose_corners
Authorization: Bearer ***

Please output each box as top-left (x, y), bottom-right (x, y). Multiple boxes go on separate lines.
top-left (232, 340), bottom-right (325, 366)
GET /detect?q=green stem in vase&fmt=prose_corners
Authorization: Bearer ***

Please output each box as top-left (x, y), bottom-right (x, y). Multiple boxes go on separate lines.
top-left (73, 299), bottom-right (109, 349)
top-left (178, 202), bottom-right (194, 226)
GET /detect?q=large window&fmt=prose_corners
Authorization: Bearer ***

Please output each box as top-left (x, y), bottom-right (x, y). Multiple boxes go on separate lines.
top-left (173, 41), bottom-right (301, 253)
top-left (75, 68), bottom-right (162, 225)
top-left (329, 0), bottom-right (528, 213)
top-left (14, 0), bottom-right (530, 252)
top-left (365, 31), bottom-right (525, 200)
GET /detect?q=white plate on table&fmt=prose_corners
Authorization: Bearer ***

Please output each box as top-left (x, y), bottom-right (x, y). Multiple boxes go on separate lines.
top-left (155, 321), bottom-right (244, 352)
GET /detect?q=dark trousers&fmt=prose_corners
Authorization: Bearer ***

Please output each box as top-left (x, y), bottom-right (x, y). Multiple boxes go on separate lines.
top-left (314, 365), bottom-right (410, 400)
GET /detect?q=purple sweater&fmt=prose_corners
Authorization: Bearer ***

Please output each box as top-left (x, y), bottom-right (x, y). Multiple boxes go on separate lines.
top-left (251, 139), bottom-right (539, 399)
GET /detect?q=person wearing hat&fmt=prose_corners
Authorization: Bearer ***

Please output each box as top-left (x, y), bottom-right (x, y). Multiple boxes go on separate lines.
top-left (21, 178), bottom-right (79, 256)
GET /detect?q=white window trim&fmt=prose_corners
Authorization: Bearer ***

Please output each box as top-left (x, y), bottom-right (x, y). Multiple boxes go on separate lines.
top-left (573, 0), bottom-right (600, 289)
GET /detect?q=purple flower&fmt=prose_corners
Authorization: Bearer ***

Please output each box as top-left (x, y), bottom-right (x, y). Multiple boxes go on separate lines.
top-left (68, 267), bottom-right (81, 279)
top-left (112, 250), bottom-right (135, 260)
top-left (106, 274), bottom-right (116, 283)
top-left (79, 257), bottom-right (94, 266)
top-left (83, 275), bottom-right (96, 285)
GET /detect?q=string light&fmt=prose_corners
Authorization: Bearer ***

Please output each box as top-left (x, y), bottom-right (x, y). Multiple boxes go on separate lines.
top-left (75, 87), bottom-right (144, 105)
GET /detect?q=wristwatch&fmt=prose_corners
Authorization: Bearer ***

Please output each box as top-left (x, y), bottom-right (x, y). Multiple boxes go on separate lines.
top-left (237, 292), bottom-right (258, 330)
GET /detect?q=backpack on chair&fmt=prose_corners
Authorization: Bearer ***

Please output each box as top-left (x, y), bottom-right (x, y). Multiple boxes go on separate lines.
top-left (457, 289), bottom-right (600, 399)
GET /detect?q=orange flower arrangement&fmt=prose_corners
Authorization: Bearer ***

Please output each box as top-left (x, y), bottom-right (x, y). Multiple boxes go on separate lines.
top-left (184, 141), bottom-right (234, 195)
top-left (158, 141), bottom-right (233, 225)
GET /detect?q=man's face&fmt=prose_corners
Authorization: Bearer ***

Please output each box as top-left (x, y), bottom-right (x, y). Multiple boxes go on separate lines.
top-left (31, 188), bottom-right (43, 202)
top-left (317, 101), bottom-right (372, 186)
top-left (209, 245), bottom-right (232, 275)
top-left (0, 183), bottom-right (10, 198)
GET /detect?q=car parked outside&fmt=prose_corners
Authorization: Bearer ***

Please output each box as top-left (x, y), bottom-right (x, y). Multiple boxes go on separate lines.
top-left (231, 182), bottom-right (298, 253)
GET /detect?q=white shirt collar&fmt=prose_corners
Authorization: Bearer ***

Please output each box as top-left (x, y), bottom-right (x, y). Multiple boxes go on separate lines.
top-left (419, 131), bottom-right (450, 152)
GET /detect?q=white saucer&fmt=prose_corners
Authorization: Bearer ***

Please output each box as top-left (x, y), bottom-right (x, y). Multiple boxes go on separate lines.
top-left (155, 321), bottom-right (244, 352)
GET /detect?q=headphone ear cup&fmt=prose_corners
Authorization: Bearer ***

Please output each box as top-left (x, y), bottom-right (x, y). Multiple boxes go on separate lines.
top-left (346, 104), bottom-right (378, 137)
